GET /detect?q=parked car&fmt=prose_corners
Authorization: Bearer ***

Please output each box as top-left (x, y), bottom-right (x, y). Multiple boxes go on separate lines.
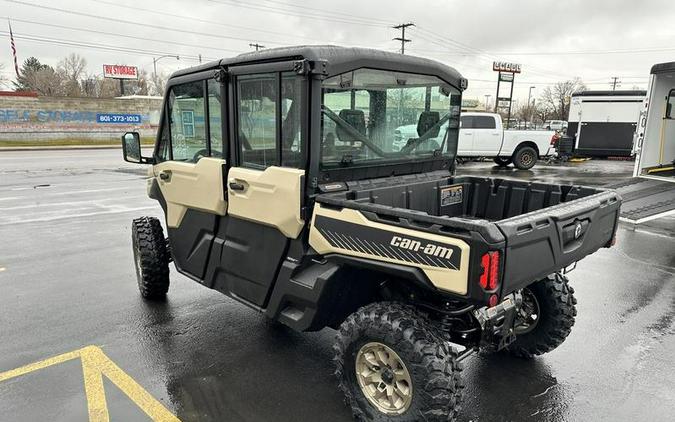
top-left (394, 112), bottom-right (557, 169)
top-left (545, 119), bottom-right (568, 131)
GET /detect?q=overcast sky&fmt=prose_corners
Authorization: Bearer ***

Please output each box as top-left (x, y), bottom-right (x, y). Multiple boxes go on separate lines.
top-left (2, 0), bottom-right (675, 104)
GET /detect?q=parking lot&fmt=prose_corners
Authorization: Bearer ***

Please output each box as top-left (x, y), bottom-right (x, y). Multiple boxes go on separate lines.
top-left (1, 149), bottom-right (674, 422)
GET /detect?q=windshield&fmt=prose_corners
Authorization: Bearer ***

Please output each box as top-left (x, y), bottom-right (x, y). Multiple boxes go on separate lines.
top-left (320, 68), bottom-right (461, 169)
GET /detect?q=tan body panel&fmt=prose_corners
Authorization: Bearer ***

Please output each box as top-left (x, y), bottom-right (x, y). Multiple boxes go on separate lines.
top-left (153, 158), bottom-right (227, 228)
top-left (309, 204), bottom-right (471, 294)
top-left (227, 166), bottom-right (305, 239)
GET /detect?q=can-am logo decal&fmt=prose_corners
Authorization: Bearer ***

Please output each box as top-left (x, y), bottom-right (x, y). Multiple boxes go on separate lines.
top-left (390, 236), bottom-right (454, 260)
top-left (313, 215), bottom-right (461, 271)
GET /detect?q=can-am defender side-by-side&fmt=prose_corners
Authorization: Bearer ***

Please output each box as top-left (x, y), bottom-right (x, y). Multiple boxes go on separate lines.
top-left (121, 46), bottom-right (621, 421)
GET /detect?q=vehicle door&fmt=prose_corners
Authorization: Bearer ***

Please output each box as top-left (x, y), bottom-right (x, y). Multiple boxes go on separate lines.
top-left (151, 72), bottom-right (227, 280)
top-left (471, 115), bottom-right (502, 155)
top-left (222, 64), bottom-right (307, 307)
top-left (457, 115), bottom-right (474, 155)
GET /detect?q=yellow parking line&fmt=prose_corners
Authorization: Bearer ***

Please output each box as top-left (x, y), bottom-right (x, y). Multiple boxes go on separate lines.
top-left (0, 349), bottom-right (81, 382)
top-left (0, 345), bottom-right (180, 422)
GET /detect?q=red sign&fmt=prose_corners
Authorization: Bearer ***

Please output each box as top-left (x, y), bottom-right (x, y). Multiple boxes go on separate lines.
top-left (103, 64), bottom-right (138, 80)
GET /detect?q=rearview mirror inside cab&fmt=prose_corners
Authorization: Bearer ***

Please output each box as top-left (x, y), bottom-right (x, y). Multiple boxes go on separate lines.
top-left (121, 132), bottom-right (152, 164)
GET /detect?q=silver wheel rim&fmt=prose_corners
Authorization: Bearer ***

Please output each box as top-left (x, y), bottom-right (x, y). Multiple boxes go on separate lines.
top-left (355, 342), bottom-right (413, 415)
top-left (521, 151), bottom-right (535, 167)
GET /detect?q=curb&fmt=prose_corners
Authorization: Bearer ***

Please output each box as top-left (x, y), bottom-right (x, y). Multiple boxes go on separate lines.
top-left (0, 145), bottom-right (150, 151)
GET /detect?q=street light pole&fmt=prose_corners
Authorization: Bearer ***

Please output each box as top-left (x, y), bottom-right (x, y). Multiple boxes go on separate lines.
top-left (527, 86), bottom-right (536, 125)
top-left (153, 55), bottom-right (180, 79)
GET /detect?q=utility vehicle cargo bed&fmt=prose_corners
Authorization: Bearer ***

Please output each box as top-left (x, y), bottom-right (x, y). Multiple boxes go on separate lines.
top-left (316, 173), bottom-right (621, 296)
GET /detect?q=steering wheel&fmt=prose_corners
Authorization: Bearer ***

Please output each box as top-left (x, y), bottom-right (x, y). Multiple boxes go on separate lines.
top-left (192, 149), bottom-right (210, 162)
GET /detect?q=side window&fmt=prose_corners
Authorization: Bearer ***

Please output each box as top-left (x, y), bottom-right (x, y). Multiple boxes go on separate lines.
top-left (667, 89), bottom-right (675, 119)
top-left (155, 113), bottom-right (170, 162)
top-left (281, 72), bottom-right (303, 167)
top-left (473, 116), bottom-right (497, 129)
top-left (460, 116), bottom-right (473, 129)
top-left (207, 79), bottom-right (224, 158)
top-left (237, 73), bottom-right (278, 169)
top-left (168, 81), bottom-right (207, 162)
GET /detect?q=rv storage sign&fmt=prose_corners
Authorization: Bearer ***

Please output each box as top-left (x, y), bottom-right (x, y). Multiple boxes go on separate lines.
top-left (103, 65), bottom-right (138, 80)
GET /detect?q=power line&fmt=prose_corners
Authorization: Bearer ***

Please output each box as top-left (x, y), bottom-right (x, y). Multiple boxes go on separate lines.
top-left (393, 23), bottom-right (414, 54)
top-left (0, 30), bottom-right (213, 62)
top-left (3, 0), bottom-right (294, 46)
top-left (206, 0), bottom-right (390, 28)
top-left (91, 0), bottom-right (357, 45)
top-left (1, 16), bottom-right (244, 55)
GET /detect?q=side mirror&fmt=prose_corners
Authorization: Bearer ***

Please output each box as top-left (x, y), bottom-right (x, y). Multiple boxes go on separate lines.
top-left (121, 132), bottom-right (153, 164)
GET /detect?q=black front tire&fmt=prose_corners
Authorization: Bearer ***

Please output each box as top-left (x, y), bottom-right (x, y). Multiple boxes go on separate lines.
top-left (513, 146), bottom-right (538, 170)
top-left (506, 273), bottom-right (577, 358)
top-left (131, 217), bottom-right (170, 299)
top-left (334, 302), bottom-right (463, 422)
top-left (493, 156), bottom-right (512, 167)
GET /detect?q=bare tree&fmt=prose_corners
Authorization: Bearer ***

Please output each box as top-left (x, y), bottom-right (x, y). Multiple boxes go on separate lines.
top-left (57, 53), bottom-right (87, 97)
top-left (539, 78), bottom-right (586, 120)
top-left (150, 71), bottom-right (169, 96)
top-left (31, 67), bottom-right (66, 96)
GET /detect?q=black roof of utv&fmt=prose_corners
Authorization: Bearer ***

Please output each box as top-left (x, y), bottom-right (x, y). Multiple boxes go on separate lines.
top-left (651, 61), bottom-right (675, 74)
top-left (171, 45), bottom-right (466, 89)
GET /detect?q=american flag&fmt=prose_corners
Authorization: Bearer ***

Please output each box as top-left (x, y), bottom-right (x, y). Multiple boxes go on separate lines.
top-left (8, 19), bottom-right (20, 78)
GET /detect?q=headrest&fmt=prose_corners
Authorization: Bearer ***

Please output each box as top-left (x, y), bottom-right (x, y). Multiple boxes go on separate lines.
top-left (417, 111), bottom-right (440, 138)
top-left (336, 109), bottom-right (366, 143)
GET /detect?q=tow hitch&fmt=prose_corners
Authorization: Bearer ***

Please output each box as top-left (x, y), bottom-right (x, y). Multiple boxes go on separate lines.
top-left (474, 292), bottom-right (522, 351)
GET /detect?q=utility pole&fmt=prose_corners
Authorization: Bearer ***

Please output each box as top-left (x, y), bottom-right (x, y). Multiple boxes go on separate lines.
top-left (527, 86), bottom-right (536, 125)
top-left (393, 23), bottom-right (414, 54)
top-left (249, 43), bottom-right (265, 51)
top-left (610, 76), bottom-right (621, 91)
top-left (198, 54), bottom-right (202, 64)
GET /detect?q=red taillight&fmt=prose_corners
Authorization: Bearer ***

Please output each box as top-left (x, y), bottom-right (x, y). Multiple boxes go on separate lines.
top-left (479, 253), bottom-right (490, 289)
top-left (479, 251), bottom-right (501, 291)
top-left (550, 133), bottom-right (560, 146)
top-left (488, 251), bottom-right (500, 290)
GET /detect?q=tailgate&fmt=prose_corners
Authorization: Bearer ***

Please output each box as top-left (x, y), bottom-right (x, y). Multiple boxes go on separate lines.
top-left (496, 191), bottom-right (621, 295)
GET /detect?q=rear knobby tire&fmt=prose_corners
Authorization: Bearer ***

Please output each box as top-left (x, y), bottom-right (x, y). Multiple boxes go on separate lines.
top-left (131, 217), bottom-right (170, 299)
top-left (334, 302), bottom-right (463, 422)
top-left (507, 273), bottom-right (577, 358)
top-left (513, 146), bottom-right (538, 170)
top-left (493, 156), bottom-right (512, 167)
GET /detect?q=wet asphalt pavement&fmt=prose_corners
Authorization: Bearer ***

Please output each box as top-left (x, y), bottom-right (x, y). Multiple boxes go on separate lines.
top-left (0, 150), bottom-right (674, 422)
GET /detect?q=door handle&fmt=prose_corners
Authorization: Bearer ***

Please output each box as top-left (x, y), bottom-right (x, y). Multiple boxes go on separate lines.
top-left (158, 170), bottom-right (171, 181)
top-left (463, 132), bottom-right (473, 135)
top-left (229, 181), bottom-right (246, 191)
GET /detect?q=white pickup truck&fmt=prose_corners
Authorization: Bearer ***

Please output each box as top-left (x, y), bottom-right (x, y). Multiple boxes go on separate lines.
top-left (393, 112), bottom-right (557, 169)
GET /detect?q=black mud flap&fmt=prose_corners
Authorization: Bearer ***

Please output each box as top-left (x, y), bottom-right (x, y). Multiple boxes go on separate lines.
top-left (608, 177), bottom-right (675, 223)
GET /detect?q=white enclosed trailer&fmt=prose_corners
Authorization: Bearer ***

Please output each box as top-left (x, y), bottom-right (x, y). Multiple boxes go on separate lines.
top-left (610, 62), bottom-right (675, 223)
top-left (568, 90), bottom-right (645, 157)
